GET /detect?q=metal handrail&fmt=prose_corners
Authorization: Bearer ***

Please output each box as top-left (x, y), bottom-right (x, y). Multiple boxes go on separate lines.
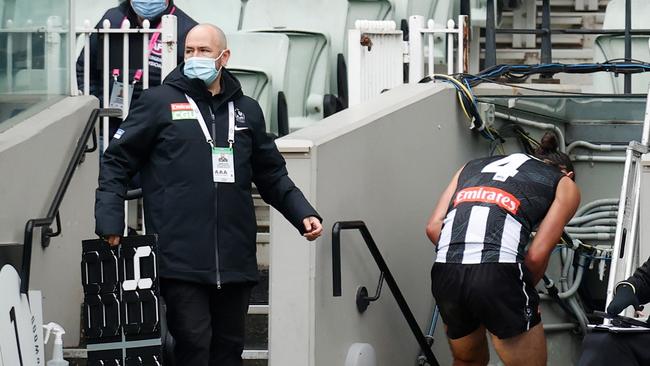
top-left (332, 221), bottom-right (439, 366)
top-left (20, 107), bottom-right (121, 294)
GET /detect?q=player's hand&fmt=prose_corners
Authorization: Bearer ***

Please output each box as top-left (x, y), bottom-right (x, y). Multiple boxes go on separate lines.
top-left (607, 284), bottom-right (641, 315)
top-left (302, 217), bottom-right (322, 241)
top-left (104, 235), bottom-right (121, 247)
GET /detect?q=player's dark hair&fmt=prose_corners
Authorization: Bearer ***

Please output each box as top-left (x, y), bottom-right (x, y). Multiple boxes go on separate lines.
top-left (533, 132), bottom-right (575, 177)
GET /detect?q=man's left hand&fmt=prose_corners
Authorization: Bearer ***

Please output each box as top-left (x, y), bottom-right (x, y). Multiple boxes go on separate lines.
top-left (302, 216), bottom-right (322, 241)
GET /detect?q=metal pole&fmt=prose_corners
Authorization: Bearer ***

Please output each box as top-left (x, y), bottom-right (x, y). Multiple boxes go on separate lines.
top-left (447, 19), bottom-right (455, 75)
top-left (70, 0), bottom-right (77, 95)
top-left (427, 19), bottom-right (435, 77)
top-left (122, 19), bottom-right (130, 120)
top-left (142, 20), bottom-right (150, 90)
top-left (458, 15), bottom-right (467, 74)
top-left (485, 0), bottom-right (496, 68)
top-left (624, 0), bottom-right (632, 93)
top-left (102, 19), bottom-right (111, 152)
top-left (160, 14), bottom-right (178, 81)
top-left (408, 15), bottom-right (425, 83)
top-left (540, 0), bottom-right (552, 65)
top-left (460, 0), bottom-right (471, 16)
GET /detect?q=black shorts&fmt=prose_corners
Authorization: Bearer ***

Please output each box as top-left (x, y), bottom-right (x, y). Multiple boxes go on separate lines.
top-left (431, 262), bottom-right (540, 340)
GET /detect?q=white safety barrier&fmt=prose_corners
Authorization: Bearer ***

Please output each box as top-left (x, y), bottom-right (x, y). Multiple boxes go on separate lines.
top-left (75, 15), bottom-right (178, 150)
top-left (75, 15), bottom-right (177, 235)
top-left (408, 15), bottom-right (468, 83)
top-left (1, 15), bottom-right (177, 153)
top-left (346, 14), bottom-right (468, 105)
top-left (347, 20), bottom-right (404, 107)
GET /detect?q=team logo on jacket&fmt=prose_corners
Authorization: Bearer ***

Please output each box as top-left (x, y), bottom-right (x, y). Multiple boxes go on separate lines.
top-left (453, 186), bottom-right (520, 214)
top-left (235, 107), bottom-right (245, 124)
top-left (170, 103), bottom-right (196, 120)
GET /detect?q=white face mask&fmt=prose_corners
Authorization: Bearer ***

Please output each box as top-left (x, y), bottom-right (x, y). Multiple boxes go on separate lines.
top-left (183, 50), bottom-right (225, 85)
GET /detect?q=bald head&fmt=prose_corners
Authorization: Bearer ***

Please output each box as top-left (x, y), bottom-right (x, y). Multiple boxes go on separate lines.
top-left (183, 23), bottom-right (232, 91)
top-left (186, 23), bottom-right (227, 50)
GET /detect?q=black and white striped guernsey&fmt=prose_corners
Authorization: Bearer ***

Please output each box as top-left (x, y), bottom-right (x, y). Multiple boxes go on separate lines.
top-left (436, 153), bottom-right (564, 264)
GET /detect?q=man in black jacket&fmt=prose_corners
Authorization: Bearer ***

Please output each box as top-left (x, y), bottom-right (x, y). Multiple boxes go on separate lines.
top-left (95, 23), bottom-right (323, 366)
top-left (76, 0), bottom-right (197, 136)
top-left (578, 257), bottom-right (650, 365)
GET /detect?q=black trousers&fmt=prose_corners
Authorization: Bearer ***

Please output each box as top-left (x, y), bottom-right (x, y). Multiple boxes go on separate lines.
top-left (160, 278), bottom-right (252, 366)
top-left (578, 331), bottom-right (650, 366)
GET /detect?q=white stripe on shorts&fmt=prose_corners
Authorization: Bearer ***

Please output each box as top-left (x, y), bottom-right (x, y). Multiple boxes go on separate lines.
top-left (518, 263), bottom-right (531, 331)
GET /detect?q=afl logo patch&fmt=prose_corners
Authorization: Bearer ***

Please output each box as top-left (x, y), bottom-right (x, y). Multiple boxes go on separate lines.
top-left (235, 108), bottom-right (245, 123)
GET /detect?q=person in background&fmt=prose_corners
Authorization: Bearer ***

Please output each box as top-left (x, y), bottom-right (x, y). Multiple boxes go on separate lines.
top-left (426, 133), bottom-right (580, 366)
top-left (76, 0), bottom-right (197, 136)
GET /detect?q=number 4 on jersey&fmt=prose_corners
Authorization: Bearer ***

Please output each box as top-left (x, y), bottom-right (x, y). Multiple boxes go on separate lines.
top-left (481, 154), bottom-right (531, 182)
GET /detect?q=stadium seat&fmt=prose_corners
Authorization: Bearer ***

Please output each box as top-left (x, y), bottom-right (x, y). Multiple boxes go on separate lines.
top-left (173, 0), bottom-right (243, 32)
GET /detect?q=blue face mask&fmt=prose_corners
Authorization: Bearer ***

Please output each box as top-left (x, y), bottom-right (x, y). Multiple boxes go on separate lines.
top-left (183, 52), bottom-right (225, 85)
top-left (131, 0), bottom-right (167, 20)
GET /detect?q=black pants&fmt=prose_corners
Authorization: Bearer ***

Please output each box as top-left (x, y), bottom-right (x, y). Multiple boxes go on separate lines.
top-left (578, 331), bottom-right (650, 366)
top-left (160, 278), bottom-right (252, 366)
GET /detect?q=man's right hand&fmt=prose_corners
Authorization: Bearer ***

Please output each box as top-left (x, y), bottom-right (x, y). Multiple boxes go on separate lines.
top-left (607, 283), bottom-right (640, 315)
top-left (105, 235), bottom-right (121, 247)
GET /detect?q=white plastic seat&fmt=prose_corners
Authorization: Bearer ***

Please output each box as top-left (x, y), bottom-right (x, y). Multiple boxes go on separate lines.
top-left (392, 0), bottom-right (455, 23)
top-left (238, 0), bottom-right (392, 130)
top-left (227, 32), bottom-right (291, 134)
top-left (173, 0), bottom-right (243, 32)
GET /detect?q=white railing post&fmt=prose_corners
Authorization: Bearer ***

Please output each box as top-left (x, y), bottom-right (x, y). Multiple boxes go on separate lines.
top-left (69, 0), bottom-right (77, 95)
top-left (458, 15), bottom-right (467, 74)
top-left (83, 20), bottom-right (91, 96)
top-left (122, 16), bottom-right (131, 236)
top-left (446, 19), bottom-right (455, 75)
top-left (121, 19), bottom-right (131, 120)
top-left (160, 14), bottom-right (178, 80)
top-left (408, 15), bottom-right (425, 84)
top-left (102, 19), bottom-right (111, 152)
top-left (142, 20), bottom-right (151, 90)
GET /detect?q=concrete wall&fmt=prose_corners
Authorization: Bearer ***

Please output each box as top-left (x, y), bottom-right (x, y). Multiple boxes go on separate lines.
top-left (269, 83), bottom-right (490, 366)
top-left (268, 83), bottom-right (644, 365)
top-left (0, 95), bottom-right (99, 348)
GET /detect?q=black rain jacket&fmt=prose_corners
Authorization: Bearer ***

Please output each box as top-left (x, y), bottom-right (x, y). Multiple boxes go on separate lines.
top-left (76, 0), bottom-right (197, 102)
top-left (95, 65), bottom-right (320, 284)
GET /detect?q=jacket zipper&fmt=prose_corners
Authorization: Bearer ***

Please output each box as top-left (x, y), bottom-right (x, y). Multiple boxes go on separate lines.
top-left (209, 105), bottom-right (222, 289)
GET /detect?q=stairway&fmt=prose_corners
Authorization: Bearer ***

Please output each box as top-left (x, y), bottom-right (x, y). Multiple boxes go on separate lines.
top-left (245, 191), bottom-right (270, 366)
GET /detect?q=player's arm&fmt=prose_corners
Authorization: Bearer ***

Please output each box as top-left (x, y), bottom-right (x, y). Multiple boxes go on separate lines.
top-left (426, 168), bottom-right (463, 245)
top-left (525, 177), bottom-right (581, 285)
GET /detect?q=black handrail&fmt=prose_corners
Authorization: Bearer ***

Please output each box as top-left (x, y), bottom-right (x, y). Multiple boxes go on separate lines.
top-left (332, 221), bottom-right (439, 366)
top-left (20, 107), bottom-right (121, 294)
